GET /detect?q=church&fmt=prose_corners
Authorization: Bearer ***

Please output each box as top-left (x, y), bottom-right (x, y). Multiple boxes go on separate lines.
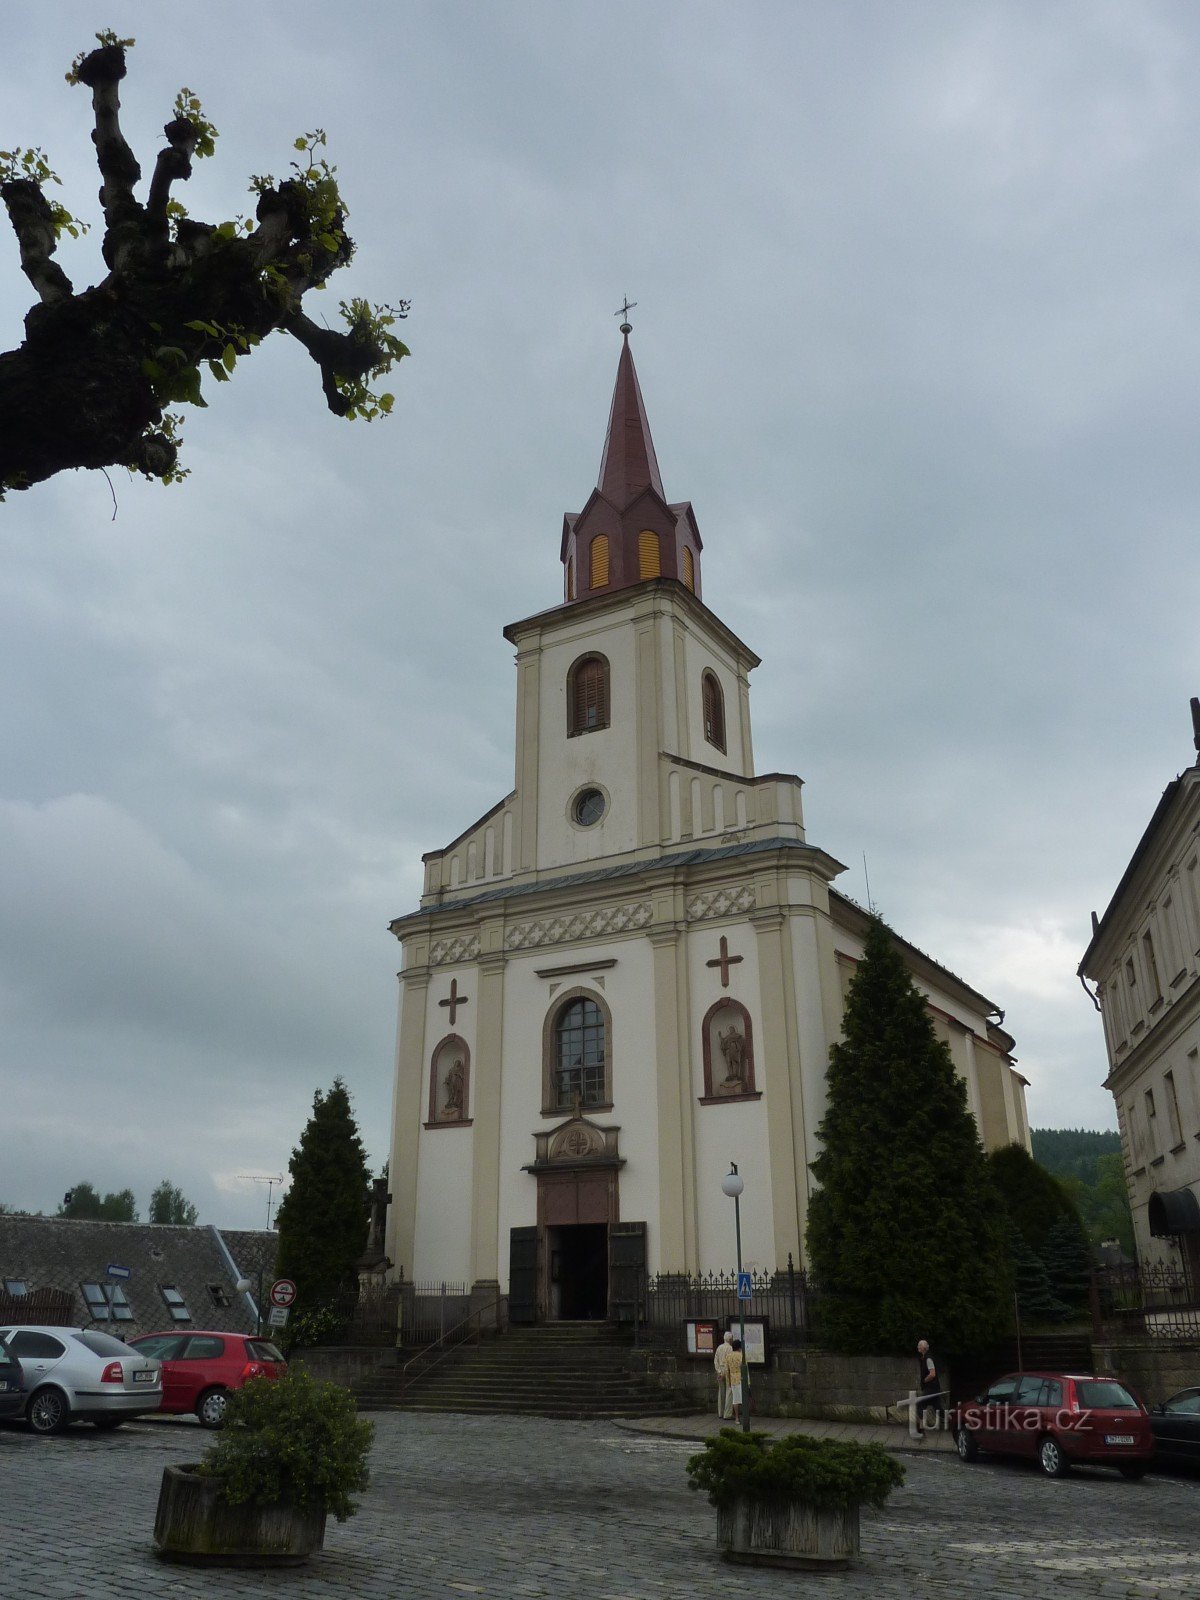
top-left (384, 325), bottom-right (1030, 1323)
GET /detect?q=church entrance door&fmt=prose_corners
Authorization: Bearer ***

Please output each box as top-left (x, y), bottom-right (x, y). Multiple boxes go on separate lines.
top-left (548, 1223), bottom-right (608, 1320)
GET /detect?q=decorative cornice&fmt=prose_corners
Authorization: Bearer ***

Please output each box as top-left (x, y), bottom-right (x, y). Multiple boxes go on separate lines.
top-left (507, 901), bottom-right (652, 950)
top-left (687, 885), bottom-right (756, 921)
top-left (429, 934), bottom-right (482, 967)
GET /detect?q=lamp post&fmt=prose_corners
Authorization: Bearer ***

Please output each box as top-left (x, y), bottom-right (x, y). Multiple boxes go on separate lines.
top-left (721, 1162), bottom-right (751, 1433)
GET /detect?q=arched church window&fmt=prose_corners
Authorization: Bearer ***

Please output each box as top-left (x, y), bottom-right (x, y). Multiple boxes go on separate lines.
top-left (426, 1035), bottom-right (471, 1126)
top-left (682, 546), bottom-right (696, 592)
top-left (589, 534), bottom-right (610, 589)
top-left (638, 529), bottom-right (661, 579)
top-left (700, 999), bottom-right (759, 1103)
top-left (567, 653), bottom-right (610, 736)
top-left (702, 670), bottom-right (726, 753)
top-left (543, 990), bottom-right (612, 1112)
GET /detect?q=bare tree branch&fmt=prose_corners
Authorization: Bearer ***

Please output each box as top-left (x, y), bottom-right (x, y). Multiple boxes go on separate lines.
top-left (0, 179), bottom-right (73, 304)
top-left (146, 117), bottom-right (200, 227)
top-left (285, 309), bottom-right (382, 416)
top-left (1, 39), bottom-right (407, 496)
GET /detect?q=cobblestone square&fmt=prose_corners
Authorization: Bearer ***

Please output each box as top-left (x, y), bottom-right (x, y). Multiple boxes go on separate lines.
top-left (2, 1412), bottom-right (1198, 1599)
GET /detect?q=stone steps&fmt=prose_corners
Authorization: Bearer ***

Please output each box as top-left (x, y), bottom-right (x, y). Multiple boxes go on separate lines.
top-left (353, 1322), bottom-right (694, 1419)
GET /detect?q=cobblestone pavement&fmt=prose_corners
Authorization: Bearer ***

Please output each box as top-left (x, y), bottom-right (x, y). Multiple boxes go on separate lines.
top-left (2, 1412), bottom-right (1198, 1599)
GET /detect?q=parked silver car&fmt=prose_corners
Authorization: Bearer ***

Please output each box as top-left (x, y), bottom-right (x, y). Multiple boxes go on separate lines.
top-left (0, 1325), bottom-right (161, 1434)
top-left (0, 1334), bottom-right (25, 1420)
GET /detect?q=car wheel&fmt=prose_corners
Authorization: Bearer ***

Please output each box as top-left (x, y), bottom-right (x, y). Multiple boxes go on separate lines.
top-left (1118, 1463), bottom-right (1147, 1481)
top-left (27, 1387), bottom-right (70, 1436)
top-left (955, 1427), bottom-right (979, 1462)
top-left (1038, 1435), bottom-right (1069, 1477)
top-left (92, 1417), bottom-right (124, 1431)
top-left (197, 1387), bottom-right (228, 1428)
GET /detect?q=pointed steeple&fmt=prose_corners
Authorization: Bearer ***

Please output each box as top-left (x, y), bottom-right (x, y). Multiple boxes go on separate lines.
top-left (597, 328), bottom-right (666, 508)
top-left (559, 317), bottom-right (703, 606)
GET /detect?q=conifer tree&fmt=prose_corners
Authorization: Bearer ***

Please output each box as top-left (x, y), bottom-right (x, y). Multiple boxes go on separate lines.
top-left (987, 1143), bottom-right (1092, 1309)
top-left (1039, 1214), bottom-right (1093, 1313)
top-left (806, 917), bottom-right (1011, 1355)
top-left (274, 1079), bottom-right (371, 1308)
top-left (1006, 1221), bottom-right (1072, 1324)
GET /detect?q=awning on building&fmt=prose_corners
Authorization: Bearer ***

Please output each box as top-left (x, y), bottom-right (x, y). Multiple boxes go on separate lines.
top-left (1148, 1187), bottom-right (1200, 1237)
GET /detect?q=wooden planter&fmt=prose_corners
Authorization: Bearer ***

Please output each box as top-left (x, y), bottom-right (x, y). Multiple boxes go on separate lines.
top-left (717, 1494), bottom-right (861, 1570)
top-left (154, 1464), bottom-right (326, 1566)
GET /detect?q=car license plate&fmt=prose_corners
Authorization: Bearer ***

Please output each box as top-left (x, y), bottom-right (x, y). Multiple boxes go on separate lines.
top-left (133, 1370), bottom-right (156, 1384)
top-left (0, 1381), bottom-right (10, 1392)
top-left (1105, 1434), bottom-right (1135, 1445)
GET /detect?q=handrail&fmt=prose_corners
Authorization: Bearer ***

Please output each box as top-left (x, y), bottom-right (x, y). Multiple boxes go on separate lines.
top-left (400, 1297), bottom-right (504, 1398)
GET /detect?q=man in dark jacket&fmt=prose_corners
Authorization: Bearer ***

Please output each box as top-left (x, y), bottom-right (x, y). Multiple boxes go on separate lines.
top-left (916, 1339), bottom-right (942, 1435)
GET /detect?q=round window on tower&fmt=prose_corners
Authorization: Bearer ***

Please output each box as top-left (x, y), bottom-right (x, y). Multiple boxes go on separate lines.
top-left (572, 787), bottom-right (607, 827)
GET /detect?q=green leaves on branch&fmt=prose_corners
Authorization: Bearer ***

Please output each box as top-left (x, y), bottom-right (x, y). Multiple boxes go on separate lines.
top-left (334, 297), bottom-right (411, 420)
top-left (0, 148), bottom-right (89, 239)
top-left (66, 30), bottom-right (135, 84)
top-left (173, 88), bottom-right (217, 159)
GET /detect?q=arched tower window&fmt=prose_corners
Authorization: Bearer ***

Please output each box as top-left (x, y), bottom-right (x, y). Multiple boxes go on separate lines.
top-left (565, 558), bottom-right (575, 601)
top-left (638, 529), bottom-right (661, 579)
top-left (589, 534), bottom-right (610, 589)
top-left (567, 653), bottom-right (610, 736)
top-left (702, 670), bottom-right (726, 753)
top-left (543, 991), bottom-right (612, 1112)
top-left (682, 547), bottom-right (696, 592)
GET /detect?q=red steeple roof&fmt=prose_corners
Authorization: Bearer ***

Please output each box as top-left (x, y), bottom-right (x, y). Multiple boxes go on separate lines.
top-left (560, 325), bottom-right (702, 605)
top-left (596, 329), bottom-right (665, 508)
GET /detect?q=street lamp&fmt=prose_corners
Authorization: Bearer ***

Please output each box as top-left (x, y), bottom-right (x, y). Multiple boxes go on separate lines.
top-left (721, 1162), bottom-right (751, 1433)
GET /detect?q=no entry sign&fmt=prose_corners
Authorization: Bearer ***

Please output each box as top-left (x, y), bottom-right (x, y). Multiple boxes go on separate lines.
top-left (269, 1278), bottom-right (297, 1308)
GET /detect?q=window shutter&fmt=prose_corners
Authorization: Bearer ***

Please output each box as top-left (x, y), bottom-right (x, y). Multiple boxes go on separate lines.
top-left (590, 535), bottom-right (610, 589)
top-left (570, 656), bottom-right (609, 734)
top-left (682, 546), bottom-right (695, 592)
top-left (703, 672), bottom-right (725, 751)
top-left (638, 530), bottom-right (661, 579)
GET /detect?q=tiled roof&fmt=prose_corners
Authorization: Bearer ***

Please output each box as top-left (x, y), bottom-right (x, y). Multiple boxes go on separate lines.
top-left (0, 1215), bottom-right (277, 1336)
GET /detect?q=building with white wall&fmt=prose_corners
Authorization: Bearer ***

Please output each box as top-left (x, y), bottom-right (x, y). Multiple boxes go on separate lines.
top-left (1080, 702), bottom-right (1200, 1286)
top-left (385, 328), bottom-right (1029, 1322)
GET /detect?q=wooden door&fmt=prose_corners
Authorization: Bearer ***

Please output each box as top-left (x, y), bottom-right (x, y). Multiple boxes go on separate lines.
top-left (607, 1221), bottom-right (646, 1323)
top-left (509, 1226), bottom-right (538, 1324)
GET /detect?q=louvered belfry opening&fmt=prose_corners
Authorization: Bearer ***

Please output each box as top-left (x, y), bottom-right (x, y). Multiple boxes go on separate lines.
top-left (638, 529), bottom-right (661, 579)
top-left (589, 534), bottom-right (610, 589)
top-left (569, 654), bottom-right (609, 735)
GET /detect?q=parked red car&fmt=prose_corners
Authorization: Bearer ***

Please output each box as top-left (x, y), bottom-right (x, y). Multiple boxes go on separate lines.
top-left (127, 1331), bottom-right (287, 1427)
top-left (953, 1371), bottom-right (1154, 1478)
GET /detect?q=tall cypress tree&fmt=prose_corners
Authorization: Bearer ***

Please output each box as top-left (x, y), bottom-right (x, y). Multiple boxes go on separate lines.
top-left (274, 1079), bottom-right (371, 1307)
top-left (806, 917), bottom-right (1012, 1355)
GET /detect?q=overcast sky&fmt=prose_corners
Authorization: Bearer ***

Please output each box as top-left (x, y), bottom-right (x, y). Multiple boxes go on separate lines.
top-left (3, 1), bottom-right (1198, 1230)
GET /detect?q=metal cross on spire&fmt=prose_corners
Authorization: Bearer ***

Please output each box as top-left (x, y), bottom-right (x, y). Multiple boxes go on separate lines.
top-left (615, 296), bottom-right (637, 333)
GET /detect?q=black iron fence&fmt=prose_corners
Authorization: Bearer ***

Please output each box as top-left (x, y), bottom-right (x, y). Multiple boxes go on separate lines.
top-left (397, 1278), bottom-right (472, 1347)
top-left (273, 1279), bottom-right (480, 1350)
top-left (1091, 1262), bottom-right (1200, 1341)
top-left (636, 1258), bottom-right (816, 1346)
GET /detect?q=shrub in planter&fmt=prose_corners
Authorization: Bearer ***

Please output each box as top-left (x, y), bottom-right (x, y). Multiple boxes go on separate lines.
top-left (154, 1370), bottom-right (373, 1565)
top-left (687, 1429), bottom-right (905, 1570)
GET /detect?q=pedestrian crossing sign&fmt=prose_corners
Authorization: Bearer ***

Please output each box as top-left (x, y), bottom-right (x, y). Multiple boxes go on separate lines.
top-left (736, 1271), bottom-right (753, 1300)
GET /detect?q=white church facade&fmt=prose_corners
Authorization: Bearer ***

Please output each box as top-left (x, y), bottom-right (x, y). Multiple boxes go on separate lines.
top-left (385, 329), bottom-right (1030, 1322)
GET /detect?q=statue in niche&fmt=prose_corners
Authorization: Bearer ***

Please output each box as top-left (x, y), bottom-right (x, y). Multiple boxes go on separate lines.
top-left (441, 1058), bottom-right (466, 1120)
top-left (716, 1023), bottom-right (747, 1093)
top-left (364, 1175), bottom-right (391, 1260)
